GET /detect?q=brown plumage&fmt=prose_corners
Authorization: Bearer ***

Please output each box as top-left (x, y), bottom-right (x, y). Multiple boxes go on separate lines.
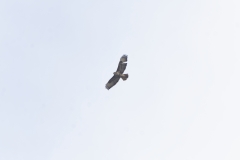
top-left (105, 55), bottom-right (129, 90)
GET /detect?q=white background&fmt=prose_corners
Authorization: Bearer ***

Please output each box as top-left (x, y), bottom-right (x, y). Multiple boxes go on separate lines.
top-left (0, 0), bottom-right (240, 160)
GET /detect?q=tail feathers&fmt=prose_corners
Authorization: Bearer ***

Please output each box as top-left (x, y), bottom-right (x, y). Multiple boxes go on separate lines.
top-left (121, 74), bottom-right (129, 81)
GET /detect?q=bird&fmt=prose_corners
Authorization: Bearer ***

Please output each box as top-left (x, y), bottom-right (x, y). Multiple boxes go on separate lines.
top-left (105, 55), bottom-right (129, 90)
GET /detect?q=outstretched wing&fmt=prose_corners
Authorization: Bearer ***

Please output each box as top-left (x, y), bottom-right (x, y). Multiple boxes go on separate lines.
top-left (105, 75), bottom-right (120, 90)
top-left (117, 62), bottom-right (127, 74)
top-left (120, 54), bottom-right (128, 62)
top-left (117, 55), bottom-right (128, 73)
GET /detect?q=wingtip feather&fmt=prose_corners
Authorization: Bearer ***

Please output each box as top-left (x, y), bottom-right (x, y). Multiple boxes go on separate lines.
top-left (120, 55), bottom-right (128, 62)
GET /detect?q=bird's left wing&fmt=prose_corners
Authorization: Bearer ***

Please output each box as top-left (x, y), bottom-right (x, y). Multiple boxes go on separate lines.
top-left (117, 62), bottom-right (127, 74)
top-left (116, 55), bottom-right (128, 73)
top-left (105, 75), bottom-right (120, 90)
top-left (120, 55), bottom-right (128, 62)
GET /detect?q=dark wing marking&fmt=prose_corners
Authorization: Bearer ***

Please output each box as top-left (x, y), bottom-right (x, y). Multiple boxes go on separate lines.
top-left (120, 55), bottom-right (128, 62)
top-left (105, 75), bottom-right (120, 90)
top-left (117, 62), bottom-right (127, 74)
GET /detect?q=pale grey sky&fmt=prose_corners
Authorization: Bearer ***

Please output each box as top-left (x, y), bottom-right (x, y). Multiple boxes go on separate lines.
top-left (0, 0), bottom-right (240, 160)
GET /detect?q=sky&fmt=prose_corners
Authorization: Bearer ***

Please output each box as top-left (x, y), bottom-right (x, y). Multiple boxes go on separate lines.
top-left (0, 0), bottom-right (240, 160)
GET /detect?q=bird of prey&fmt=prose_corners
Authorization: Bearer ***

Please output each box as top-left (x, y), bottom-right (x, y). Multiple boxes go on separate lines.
top-left (105, 55), bottom-right (129, 90)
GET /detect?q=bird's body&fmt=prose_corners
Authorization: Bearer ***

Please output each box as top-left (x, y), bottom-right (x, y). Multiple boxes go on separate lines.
top-left (105, 55), bottom-right (129, 90)
top-left (113, 71), bottom-right (121, 76)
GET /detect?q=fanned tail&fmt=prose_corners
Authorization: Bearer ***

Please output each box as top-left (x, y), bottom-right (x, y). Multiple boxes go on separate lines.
top-left (120, 74), bottom-right (128, 81)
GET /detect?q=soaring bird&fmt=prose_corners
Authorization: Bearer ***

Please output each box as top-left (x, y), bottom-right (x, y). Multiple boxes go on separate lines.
top-left (105, 55), bottom-right (129, 90)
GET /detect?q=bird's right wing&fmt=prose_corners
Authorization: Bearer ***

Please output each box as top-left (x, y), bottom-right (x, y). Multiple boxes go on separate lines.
top-left (105, 75), bottom-right (120, 90)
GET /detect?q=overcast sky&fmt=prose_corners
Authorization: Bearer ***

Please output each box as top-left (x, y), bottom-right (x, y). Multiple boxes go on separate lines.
top-left (0, 0), bottom-right (240, 160)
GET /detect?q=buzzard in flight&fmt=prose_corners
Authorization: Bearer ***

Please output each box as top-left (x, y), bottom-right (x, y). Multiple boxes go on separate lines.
top-left (105, 55), bottom-right (129, 90)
